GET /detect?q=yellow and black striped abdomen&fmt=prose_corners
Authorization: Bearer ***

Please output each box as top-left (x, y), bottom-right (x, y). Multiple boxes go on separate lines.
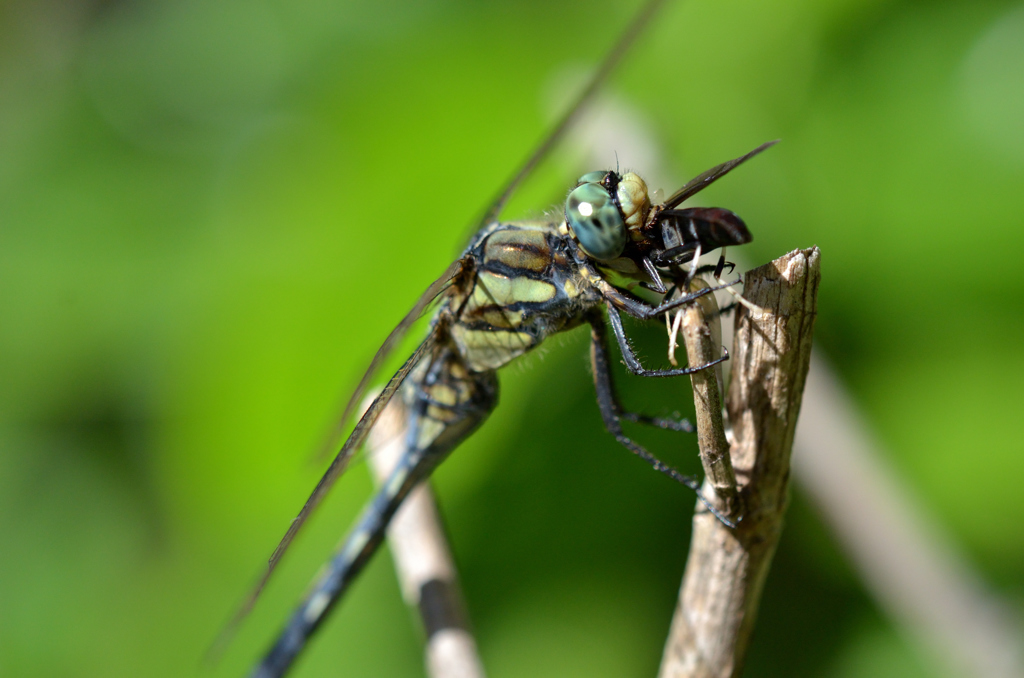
top-left (450, 222), bottom-right (597, 372)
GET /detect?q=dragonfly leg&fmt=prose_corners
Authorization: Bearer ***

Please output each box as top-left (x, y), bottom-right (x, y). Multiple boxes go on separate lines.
top-left (588, 314), bottom-right (734, 527)
top-left (620, 411), bottom-right (695, 433)
top-left (593, 265), bottom-right (739, 321)
top-left (605, 303), bottom-right (728, 377)
top-left (643, 279), bottom-right (741, 319)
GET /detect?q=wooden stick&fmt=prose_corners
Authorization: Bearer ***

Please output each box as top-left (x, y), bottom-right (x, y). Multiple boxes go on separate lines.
top-left (658, 247), bottom-right (820, 678)
top-left (366, 397), bottom-right (487, 678)
top-left (678, 277), bottom-right (739, 521)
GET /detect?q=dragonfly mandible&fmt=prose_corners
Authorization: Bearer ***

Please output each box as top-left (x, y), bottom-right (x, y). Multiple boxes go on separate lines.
top-left (215, 1), bottom-right (776, 675)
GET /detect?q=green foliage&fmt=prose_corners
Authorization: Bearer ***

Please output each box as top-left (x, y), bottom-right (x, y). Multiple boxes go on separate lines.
top-left (1, 0), bottom-right (1021, 676)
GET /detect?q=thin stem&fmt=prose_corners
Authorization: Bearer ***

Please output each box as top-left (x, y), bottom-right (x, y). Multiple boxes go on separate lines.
top-left (679, 277), bottom-right (739, 520)
top-left (658, 247), bottom-right (821, 678)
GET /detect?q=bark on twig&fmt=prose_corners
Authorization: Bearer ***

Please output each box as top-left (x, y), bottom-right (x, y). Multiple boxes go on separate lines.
top-left (366, 398), bottom-right (486, 678)
top-left (679, 278), bottom-right (739, 520)
top-left (659, 247), bottom-right (820, 678)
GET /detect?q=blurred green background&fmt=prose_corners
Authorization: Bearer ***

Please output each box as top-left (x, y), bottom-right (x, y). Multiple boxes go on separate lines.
top-left (2, 0), bottom-right (1022, 676)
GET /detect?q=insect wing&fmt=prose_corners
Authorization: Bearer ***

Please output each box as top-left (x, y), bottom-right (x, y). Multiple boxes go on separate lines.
top-left (662, 140), bottom-right (779, 210)
top-left (467, 0), bottom-right (669, 242)
top-left (314, 258), bottom-right (468, 463)
top-left (209, 327), bottom-right (444, 662)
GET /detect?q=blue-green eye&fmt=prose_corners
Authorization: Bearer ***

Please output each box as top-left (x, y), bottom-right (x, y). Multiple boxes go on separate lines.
top-left (565, 182), bottom-right (626, 261)
top-left (576, 171), bottom-right (609, 186)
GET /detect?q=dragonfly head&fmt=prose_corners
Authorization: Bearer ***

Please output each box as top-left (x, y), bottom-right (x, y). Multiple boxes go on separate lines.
top-left (564, 170), bottom-right (651, 262)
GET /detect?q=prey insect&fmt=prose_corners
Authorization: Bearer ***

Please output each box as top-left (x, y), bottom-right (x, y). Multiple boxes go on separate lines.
top-left (215, 1), bottom-right (775, 675)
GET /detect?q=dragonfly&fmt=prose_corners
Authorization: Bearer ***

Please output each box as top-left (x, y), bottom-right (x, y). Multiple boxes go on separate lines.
top-left (217, 0), bottom-right (776, 675)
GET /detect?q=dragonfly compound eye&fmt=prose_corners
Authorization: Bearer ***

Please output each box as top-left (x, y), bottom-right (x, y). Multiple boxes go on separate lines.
top-left (565, 182), bottom-right (627, 261)
top-left (576, 171), bottom-right (610, 185)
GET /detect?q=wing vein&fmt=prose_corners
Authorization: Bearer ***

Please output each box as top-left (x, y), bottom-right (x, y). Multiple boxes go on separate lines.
top-left (662, 140), bottom-right (779, 209)
top-left (207, 327), bottom-right (443, 662)
top-left (314, 258), bottom-right (467, 463)
top-left (471, 0), bottom-right (670, 236)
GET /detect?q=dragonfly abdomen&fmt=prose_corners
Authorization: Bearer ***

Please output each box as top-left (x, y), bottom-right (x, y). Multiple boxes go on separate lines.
top-left (251, 346), bottom-right (497, 677)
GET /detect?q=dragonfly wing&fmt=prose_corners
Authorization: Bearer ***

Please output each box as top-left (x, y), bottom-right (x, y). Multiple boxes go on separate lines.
top-left (252, 352), bottom-right (499, 677)
top-left (468, 0), bottom-right (669, 240)
top-left (314, 257), bottom-right (468, 463)
top-left (662, 140), bottom-right (779, 210)
top-left (208, 327), bottom-right (444, 662)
